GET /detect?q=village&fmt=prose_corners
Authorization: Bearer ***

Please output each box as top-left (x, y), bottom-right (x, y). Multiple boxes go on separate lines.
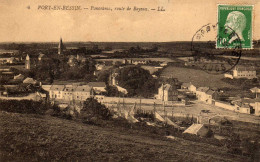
top-left (1, 39), bottom-right (260, 160)
top-left (1, 39), bottom-right (260, 118)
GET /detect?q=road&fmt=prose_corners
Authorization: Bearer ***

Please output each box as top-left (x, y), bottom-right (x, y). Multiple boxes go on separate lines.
top-left (103, 100), bottom-right (260, 124)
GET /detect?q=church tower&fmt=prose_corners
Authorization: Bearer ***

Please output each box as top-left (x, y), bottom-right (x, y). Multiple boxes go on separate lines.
top-left (58, 37), bottom-right (65, 55)
top-left (25, 54), bottom-right (30, 70)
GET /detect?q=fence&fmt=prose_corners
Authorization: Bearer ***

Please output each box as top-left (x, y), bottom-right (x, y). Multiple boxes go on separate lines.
top-left (95, 95), bottom-right (185, 106)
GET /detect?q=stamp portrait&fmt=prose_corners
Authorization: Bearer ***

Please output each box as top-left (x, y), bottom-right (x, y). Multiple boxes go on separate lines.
top-left (217, 5), bottom-right (253, 49)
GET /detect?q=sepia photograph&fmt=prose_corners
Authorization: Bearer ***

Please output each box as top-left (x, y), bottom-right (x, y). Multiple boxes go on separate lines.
top-left (0, 0), bottom-right (260, 161)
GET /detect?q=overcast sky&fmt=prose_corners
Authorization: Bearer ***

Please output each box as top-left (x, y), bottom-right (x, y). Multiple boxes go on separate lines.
top-left (0, 0), bottom-right (259, 42)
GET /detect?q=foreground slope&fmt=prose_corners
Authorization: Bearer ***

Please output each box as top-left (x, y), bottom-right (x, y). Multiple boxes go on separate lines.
top-left (0, 111), bottom-right (251, 162)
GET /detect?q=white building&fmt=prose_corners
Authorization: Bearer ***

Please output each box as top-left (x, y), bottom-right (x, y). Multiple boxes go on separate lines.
top-left (227, 66), bottom-right (257, 79)
top-left (254, 102), bottom-right (260, 116)
top-left (157, 84), bottom-right (178, 101)
top-left (49, 85), bottom-right (65, 100)
top-left (181, 82), bottom-right (196, 94)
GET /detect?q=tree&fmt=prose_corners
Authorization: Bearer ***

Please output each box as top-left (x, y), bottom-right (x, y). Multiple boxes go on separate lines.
top-left (81, 98), bottom-right (111, 120)
top-left (116, 66), bottom-right (156, 97)
top-left (97, 70), bottom-right (110, 83)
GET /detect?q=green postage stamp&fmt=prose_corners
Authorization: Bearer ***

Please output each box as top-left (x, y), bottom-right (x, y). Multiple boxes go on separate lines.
top-left (217, 5), bottom-right (253, 49)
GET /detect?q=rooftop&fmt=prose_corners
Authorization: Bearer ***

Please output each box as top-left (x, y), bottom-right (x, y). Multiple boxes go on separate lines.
top-left (75, 85), bottom-right (92, 92)
top-left (88, 82), bottom-right (106, 87)
top-left (197, 87), bottom-right (209, 92)
top-left (50, 85), bottom-right (65, 91)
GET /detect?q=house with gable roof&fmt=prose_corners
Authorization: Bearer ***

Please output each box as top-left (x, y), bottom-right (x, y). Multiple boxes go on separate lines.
top-left (74, 85), bottom-right (94, 101)
top-left (196, 87), bottom-right (209, 101)
top-left (88, 82), bottom-right (106, 94)
top-left (49, 85), bottom-right (65, 100)
top-left (157, 84), bottom-right (178, 101)
top-left (63, 84), bottom-right (77, 101)
top-left (181, 82), bottom-right (197, 94)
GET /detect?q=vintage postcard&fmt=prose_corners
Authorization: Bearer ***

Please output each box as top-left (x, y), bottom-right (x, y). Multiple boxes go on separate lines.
top-left (0, 0), bottom-right (259, 161)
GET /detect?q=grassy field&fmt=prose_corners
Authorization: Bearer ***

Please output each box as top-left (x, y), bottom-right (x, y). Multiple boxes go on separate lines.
top-left (0, 111), bottom-right (256, 162)
top-left (161, 66), bottom-right (236, 89)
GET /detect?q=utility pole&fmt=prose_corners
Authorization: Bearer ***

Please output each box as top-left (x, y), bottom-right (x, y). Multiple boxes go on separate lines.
top-left (153, 102), bottom-right (156, 114)
top-left (139, 96), bottom-right (142, 111)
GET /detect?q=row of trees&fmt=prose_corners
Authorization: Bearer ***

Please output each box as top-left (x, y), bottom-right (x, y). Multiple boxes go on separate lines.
top-left (28, 56), bottom-right (96, 83)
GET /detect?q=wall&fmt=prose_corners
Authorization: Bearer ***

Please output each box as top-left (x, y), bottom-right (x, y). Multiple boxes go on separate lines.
top-left (94, 95), bottom-right (185, 106)
top-left (215, 101), bottom-right (236, 111)
top-left (224, 73), bottom-right (233, 79)
top-left (235, 106), bottom-right (250, 114)
top-left (255, 102), bottom-right (260, 116)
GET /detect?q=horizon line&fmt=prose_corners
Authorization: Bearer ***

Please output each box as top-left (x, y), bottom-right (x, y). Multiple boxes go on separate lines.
top-left (0, 40), bottom-right (259, 44)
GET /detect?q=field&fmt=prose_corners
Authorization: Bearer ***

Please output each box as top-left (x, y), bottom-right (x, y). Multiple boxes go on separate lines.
top-left (161, 66), bottom-right (234, 89)
top-left (0, 111), bottom-right (256, 161)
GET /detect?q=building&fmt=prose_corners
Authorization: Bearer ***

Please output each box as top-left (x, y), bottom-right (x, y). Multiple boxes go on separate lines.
top-left (58, 37), bottom-right (65, 55)
top-left (225, 66), bottom-right (257, 79)
top-left (160, 62), bottom-right (168, 67)
top-left (63, 85), bottom-right (77, 101)
top-left (0, 57), bottom-right (20, 64)
top-left (109, 70), bottom-right (119, 86)
top-left (14, 74), bottom-right (25, 81)
top-left (123, 59), bottom-right (148, 65)
top-left (157, 84), bottom-right (178, 101)
top-left (204, 89), bottom-right (217, 104)
top-left (23, 77), bottom-right (37, 85)
top-left (68, 55), bottom-right (78, 67)
top-left (181, 82), bottom-right (197, 94)
top-left (48, 84), bottom-right (94, 102)
top-left (116, 85), bottom-right (128, 95)
top-left (250, 87), bottom-right (260, 98)
top-left (74, 85), bottom-right (94, 101)
top-left (25, 54), bottom-right (30, 70)
top-left (49, 85), bottom-right (65, 100)
top-left (196, 87), bottom-right (209, 101)
top-left (88, 82), bottom-right (106, 94)
top-left (183, 124), bottom-right (209, 137)
top-left (254, 102), bottom-right (260, 116)
top-left (38, 53), bottom-right (47, 61)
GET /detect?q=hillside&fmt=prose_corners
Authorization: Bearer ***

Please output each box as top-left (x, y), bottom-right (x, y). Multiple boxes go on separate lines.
top-left (161, 66), bottom-right (234, 88)
top-left (0, 111), bottom-right (253, 161)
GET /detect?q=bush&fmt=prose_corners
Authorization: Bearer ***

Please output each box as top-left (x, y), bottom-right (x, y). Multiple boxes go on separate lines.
top-left (134, 109), bottom-right (155, 121)
top-left (49, 104), bottom-right (73, 120)
top-left (80, 98), bottom-right (111, 121)
top-left (0, 100), bottom-right (48, 115)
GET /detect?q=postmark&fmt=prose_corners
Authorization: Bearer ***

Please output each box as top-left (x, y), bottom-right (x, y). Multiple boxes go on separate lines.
top-left (191, 23), bottom-right (242, 75)
top-left (217, 5), bottom-right (253, 49)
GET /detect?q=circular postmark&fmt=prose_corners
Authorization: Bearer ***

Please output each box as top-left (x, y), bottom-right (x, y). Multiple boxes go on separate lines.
top-left (190, 23), bottom-right (242, 74)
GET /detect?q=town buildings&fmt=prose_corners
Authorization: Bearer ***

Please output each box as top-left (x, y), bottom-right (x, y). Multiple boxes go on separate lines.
top-left (46, 82), bottom-right (106, 102)
top-left (224, 66), bottom-right (257, 79)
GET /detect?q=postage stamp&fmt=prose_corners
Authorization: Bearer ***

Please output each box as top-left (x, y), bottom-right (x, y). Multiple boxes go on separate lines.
top-left (191, 23), bottom-right (242, 75)
top-left (217, 5), bottom-right (253, 49)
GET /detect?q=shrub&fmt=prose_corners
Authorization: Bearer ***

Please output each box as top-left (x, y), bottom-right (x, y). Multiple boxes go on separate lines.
top-left (0, 100), bottom-right (48, 115)
top-left (49, 104), bottom-right (72, 120)
top-left (134, 109), bottom-right (154, 121)
top-left (80, 98), bottom-right (111, 121)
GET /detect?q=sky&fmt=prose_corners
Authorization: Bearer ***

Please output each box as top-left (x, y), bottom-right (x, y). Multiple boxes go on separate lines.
top-left (0, 0), bottom-right (259, 42)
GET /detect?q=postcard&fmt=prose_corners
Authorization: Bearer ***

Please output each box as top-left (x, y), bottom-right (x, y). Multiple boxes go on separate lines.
top-left (0, 0), bottom-right (259, 161)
